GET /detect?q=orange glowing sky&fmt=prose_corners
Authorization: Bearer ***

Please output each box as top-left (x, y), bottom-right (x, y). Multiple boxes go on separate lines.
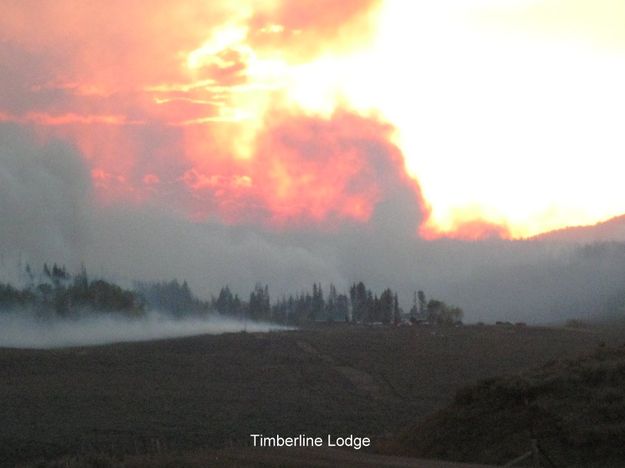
top-left (2, 0), bottom-right (625, 239)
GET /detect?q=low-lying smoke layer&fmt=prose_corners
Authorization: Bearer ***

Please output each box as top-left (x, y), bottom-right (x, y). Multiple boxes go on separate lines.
top-left (0, 311), bottom-right (287, 349)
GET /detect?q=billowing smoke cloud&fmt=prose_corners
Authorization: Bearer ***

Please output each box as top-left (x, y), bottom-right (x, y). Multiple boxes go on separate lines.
top-left (180, 110), bottom-right (423, 225)
top-left (0, 0), bottom-right (399, 233)
top-left (3, 0), bottom-right (625, 240)
top-left (0, 311), bottom-right (288, 349)
top-left (0, 124), bottom-right (91, 271)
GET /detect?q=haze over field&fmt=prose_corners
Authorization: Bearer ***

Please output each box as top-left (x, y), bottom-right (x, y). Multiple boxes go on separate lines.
top-left (0, 311), bottom-right (286, 349)
top-left (2, 1), bottom-right (625, 324)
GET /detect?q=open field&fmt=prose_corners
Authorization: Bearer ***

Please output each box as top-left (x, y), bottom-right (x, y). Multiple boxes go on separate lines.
top-left (1, 324), bottom-right (621, 466)
top-left (20, 447), bottom-right (498, 467)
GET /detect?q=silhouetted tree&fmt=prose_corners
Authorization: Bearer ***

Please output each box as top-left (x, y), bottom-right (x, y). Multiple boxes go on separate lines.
top-left (380, 289), bottom-right (394, 324)
top-left (350, 282), bottom-right (369, 322)
top-left (418, 290), bottom-right (427, 317)
top-left (311, 283), bottom-right (324, 321)
top-left (249, 283), bottom-right (270, 321)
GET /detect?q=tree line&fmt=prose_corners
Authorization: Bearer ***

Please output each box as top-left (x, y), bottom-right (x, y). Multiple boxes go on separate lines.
top-left (0, 263), bottom-right (463, 326)
top-left (0, 263), bottom-right (142, 317)
top-left (212, 281), bottom-right (463, 326)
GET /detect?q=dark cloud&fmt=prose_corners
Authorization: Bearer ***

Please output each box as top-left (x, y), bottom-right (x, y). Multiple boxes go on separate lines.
top-left (0, 124), bottom-right (91, 268)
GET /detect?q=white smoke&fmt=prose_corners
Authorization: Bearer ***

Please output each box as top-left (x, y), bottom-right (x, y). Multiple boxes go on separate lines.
top-left (0, 311), bottom-right (289, 349)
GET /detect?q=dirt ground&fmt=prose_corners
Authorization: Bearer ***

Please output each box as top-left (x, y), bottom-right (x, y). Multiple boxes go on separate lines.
top-left (1, 323), bottom-right (619, 466)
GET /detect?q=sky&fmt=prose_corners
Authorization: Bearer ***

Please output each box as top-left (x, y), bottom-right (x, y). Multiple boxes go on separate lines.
top-left (2, 0), bottom-right (625, 239)
top-left (2, 1), bottom-right (625, 322)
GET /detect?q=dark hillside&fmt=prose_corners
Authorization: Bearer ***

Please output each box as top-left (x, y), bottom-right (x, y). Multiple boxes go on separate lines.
top-left (394, 344), bottom-right (625, 466)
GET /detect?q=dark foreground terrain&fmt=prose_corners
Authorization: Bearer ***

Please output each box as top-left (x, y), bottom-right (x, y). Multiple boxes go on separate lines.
top-left (19, 447), bottom-right (497, 467)
top-left (0, 324), bottom-right (621, 466)
top-left (395, 343), bottom-right (625, 467)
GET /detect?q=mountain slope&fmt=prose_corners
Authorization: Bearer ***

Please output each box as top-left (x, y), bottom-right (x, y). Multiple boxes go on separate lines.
top-left (533, 214), bottom-right (625, 243)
